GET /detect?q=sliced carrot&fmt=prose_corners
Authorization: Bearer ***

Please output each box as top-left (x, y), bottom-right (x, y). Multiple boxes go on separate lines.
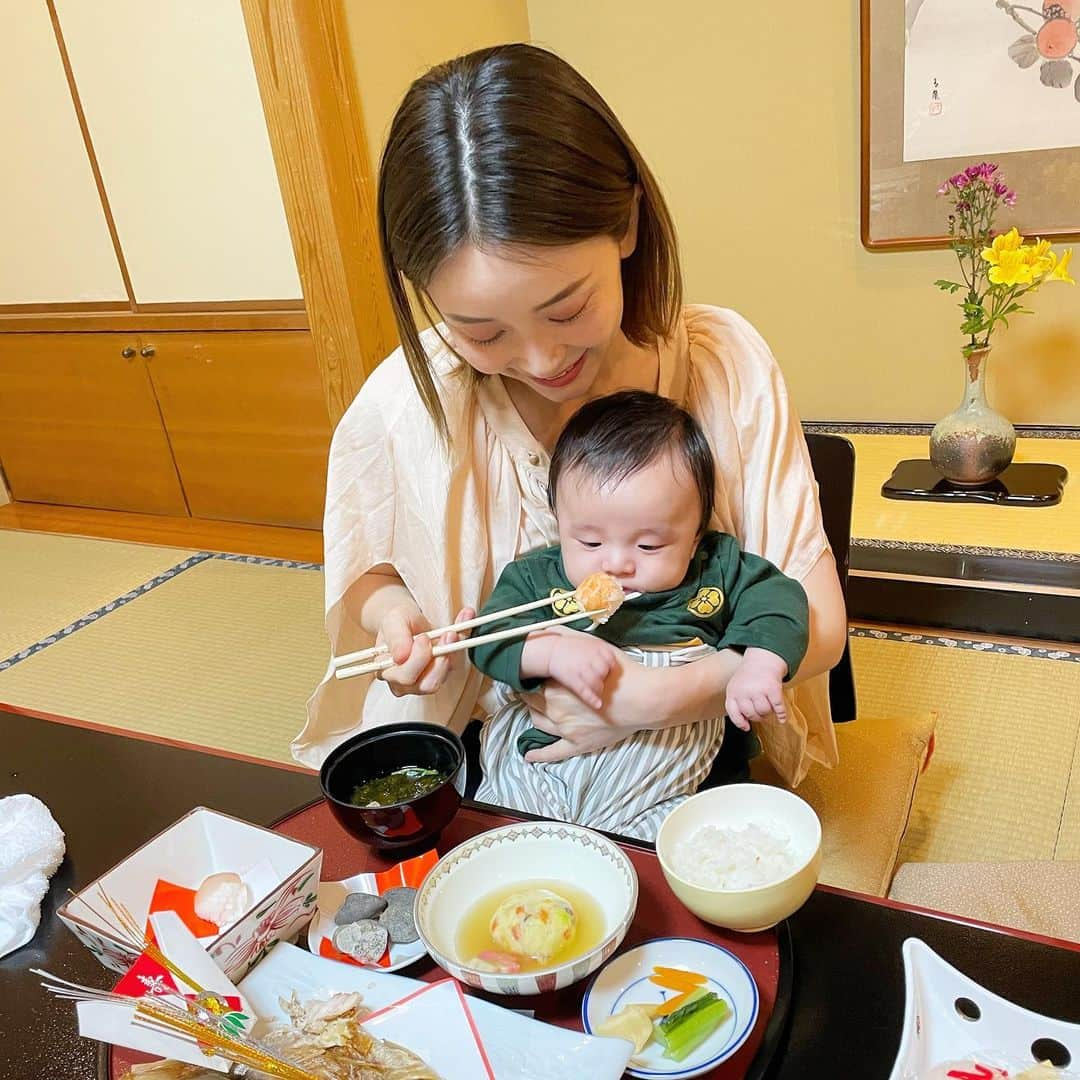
top-left (649, 966), bottom-right (707, 993)
top-left (652, 972), bottom-right (704, 989)
top-left (653, 988), bottom-right (696, 1017)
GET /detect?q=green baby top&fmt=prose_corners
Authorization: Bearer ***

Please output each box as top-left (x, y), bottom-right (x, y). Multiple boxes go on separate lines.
top-left (469, 530), bottom-right (809, 698)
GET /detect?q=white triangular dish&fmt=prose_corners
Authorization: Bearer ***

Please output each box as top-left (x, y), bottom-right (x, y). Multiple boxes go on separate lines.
top-left (241, 942), bottom-right (632, 1080)
top-left (888, 938), bottom-right (1079, 1079)
top-left (356, 979), bottom-right (493, 1079)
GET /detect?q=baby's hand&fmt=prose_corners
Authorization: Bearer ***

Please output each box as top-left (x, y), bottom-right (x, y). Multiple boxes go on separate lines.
top-left (546, 632), bottom-right (619, 710)
top-left (725, 648), bottom-right (789, 731)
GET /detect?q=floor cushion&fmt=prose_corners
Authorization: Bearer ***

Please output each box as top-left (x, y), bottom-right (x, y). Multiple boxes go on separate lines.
top-left (752, 712), bottom-right (937, 897)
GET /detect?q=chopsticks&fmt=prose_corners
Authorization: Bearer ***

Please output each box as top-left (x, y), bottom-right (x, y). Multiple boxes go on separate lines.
top-left (331, 593), bottom-right (571, 670)
top-left (333, 606), bottom-right (612, 680)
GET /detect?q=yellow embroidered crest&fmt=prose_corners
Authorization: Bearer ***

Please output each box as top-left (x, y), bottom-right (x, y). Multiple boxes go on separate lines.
top-left (550, 588), bottom-right (583, 616)
top-left (687, 586), bottom-right (724, 617)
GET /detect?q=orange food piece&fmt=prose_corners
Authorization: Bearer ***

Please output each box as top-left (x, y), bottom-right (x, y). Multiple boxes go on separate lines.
top-left (654, 989), bottom-right (697, 1017)
top-left (576, 572), bottom-right (626, 619)
top-left (649, 966), bottom-right (707, 992)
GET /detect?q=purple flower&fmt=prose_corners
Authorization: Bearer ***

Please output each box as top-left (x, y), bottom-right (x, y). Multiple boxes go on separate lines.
top-left (964, 161), bottom-right (999, 181)
top-left (993, 180), bottom-right (1009, 197)
top-left (938, 181), bottom-right (951, 195)
top-left (1004, 190), bottom-right (1017, 206)
top-left (951, 172), bottom-right (970, 189)
top-left (956, 200), bottom-right (970, 212)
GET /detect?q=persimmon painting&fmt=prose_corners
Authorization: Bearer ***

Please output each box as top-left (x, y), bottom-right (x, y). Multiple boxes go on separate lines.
top-left (904, 0), bottom-right (1080, 162)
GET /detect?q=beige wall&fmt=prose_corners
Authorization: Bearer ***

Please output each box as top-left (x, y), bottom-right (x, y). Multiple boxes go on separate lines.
top-left (528, 2), bottom-right (1079, 424)
top-left (342, 0), bottom-right (531, 181)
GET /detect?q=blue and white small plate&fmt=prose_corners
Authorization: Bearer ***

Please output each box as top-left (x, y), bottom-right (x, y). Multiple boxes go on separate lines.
top-left (581, 937), bottom-right (759, 1079)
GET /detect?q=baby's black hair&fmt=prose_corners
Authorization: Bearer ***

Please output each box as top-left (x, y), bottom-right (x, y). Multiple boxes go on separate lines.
top-left (548, 390), bottom-right (715, 532)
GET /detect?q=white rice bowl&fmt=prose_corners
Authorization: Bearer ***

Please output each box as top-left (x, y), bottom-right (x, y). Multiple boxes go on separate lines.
top-left (656, 785), bottom-right (821, 932)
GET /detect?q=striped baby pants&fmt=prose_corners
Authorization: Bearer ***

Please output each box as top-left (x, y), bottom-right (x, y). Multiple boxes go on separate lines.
top-left (475, 644), bottom-right (724, 842)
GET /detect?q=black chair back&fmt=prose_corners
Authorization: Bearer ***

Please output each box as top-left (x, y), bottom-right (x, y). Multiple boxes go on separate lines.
top-left (804, 432), bottom-right (857, 722)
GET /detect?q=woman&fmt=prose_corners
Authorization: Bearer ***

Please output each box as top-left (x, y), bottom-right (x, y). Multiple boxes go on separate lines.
top-left (293, 44), bottom-right (846, 787)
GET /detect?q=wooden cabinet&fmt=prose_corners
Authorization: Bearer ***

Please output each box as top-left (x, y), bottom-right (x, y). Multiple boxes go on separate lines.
top-left (145, 332), bottom-right (330, 528)
top-left (0, 334), bottom-right (187, 514)
top-left (0, 331), bottom-right (330, 527)
top-left (0, 5), bottom-right (337, 528)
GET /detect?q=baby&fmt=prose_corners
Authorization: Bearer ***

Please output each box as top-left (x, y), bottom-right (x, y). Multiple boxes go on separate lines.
top-left (470, 390), bottom-right (809, 841)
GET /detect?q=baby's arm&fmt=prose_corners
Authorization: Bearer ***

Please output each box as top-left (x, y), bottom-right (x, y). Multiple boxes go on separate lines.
top-left (520, 629), bottom-right (619, 711)
top-left (709, 538), bottom-right (810, 730)
top-left (469, 559), bottom-right (617, 707)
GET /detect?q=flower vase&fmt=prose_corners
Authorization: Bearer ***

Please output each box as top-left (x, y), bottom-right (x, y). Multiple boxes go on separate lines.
top-left (929, 346), bottom-right (1016, 486)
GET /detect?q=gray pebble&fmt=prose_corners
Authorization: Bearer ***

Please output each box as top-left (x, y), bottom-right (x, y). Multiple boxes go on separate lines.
top-left (332, 919), bottom-right (389, 963)
top-left (379, 903), bottom-right (418, 944)
top-left (334, 892), bottom-right (387, 925)
top-left (381, 886), bottom-right (417, 908)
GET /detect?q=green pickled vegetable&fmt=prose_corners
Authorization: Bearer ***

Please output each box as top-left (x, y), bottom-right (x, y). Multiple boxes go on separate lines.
top-left (657, 989), bottom-right (716, 1032)
top-left (655, 991), bottom-right (730, 1062)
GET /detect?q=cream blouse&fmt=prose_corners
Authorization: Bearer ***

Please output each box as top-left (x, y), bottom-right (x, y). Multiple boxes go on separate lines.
top-left (293, 305), bottom-right (839, 785)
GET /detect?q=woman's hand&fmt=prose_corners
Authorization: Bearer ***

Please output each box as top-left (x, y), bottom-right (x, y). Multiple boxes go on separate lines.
top-left (521, 648), bottom-right (744, 763)
top-left (520, 651), bottom-right (664, 763)
top-left (376, 604), bottom-right (475, 697)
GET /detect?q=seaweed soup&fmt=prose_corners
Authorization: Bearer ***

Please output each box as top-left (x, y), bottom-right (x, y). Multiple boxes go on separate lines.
top-left (349, 765), bottom-right (447, 807)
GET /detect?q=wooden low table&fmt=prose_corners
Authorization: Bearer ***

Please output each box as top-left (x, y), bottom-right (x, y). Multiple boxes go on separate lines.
top-left (6, 707), bottom-right (1080, 1080)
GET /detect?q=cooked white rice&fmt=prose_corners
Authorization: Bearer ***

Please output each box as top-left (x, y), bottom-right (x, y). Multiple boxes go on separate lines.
top-left (671, 822), bottom-right (798, 890)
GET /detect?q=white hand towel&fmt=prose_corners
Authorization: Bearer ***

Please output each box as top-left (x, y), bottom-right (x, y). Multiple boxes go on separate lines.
top-left (0, 794), bottom-right (66, 958)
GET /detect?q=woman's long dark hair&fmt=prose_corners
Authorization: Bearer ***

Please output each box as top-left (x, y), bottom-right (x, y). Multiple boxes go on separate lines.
top-left (377, 44), bottom-right (682, 439)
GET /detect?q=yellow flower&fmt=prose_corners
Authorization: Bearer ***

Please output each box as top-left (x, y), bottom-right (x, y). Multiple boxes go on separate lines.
top-left (987, 249), bottom-right (1034, 286)
top-left (1024, 239), bottom-right (1055, 280)
top-left (981, 226), bottom-right (1025, 267)
top-left (1049, 248), bottom-right (1075, 284)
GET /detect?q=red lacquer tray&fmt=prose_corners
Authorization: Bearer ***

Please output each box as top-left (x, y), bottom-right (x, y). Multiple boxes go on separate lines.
top-left (107, 800), bottom-right (793, 1079)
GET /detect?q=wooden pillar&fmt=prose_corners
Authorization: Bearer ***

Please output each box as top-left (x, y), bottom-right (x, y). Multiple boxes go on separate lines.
top-left (241, 0), bottom-right (397, 426)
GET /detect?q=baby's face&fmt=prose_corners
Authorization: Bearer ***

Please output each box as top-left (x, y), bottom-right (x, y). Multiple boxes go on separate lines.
top-left (556, 451), bottom-right (703, 594)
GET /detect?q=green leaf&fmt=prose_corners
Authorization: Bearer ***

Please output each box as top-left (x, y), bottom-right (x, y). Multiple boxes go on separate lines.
top-left (1041, 59), bottom-right (1072, 89)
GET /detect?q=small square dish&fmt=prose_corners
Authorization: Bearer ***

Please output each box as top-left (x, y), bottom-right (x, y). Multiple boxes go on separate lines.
top-left (58, 806), bottom-right (322, 981)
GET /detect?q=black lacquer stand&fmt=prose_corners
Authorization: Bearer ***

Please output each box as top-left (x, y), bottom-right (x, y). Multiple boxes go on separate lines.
top-left (882, 459), bottom-right (1068, 507)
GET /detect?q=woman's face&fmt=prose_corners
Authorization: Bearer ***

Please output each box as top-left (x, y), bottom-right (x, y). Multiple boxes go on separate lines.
top-left (425, 234), bottom-right (633, 403)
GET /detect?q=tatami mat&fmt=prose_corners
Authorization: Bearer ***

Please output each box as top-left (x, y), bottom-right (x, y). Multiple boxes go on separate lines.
top-left (1057, 737), bottom-right (1080, 861)
top-left (844, 434), bottom-right (1079, 555)
top-left (3, 530), bottom-right (1079, 864)
top-left (851, 633), bottom-right (1080, 864)
top-left (0, 530), bottom-right (198, 661)
top-left (0, 556), bottom-right (328, 766)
